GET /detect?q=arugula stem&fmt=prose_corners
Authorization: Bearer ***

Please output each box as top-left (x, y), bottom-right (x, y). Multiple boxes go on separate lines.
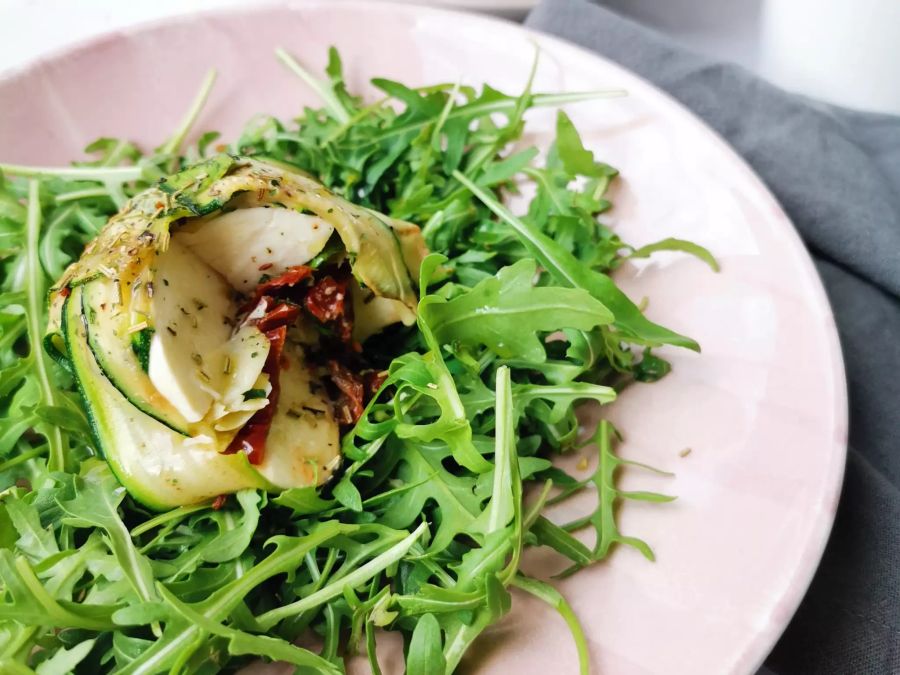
top-left (130, 503), bottom-right (209, 537)
top-left (54, 187), bottom-right (115, 204)
top-left (429, 80), bottom-right (462, 149)
top-left (275, 48), bottom-right (351, 125)
top-left (0, 443), bottom-right (47, 473)
top-left (0, 164), bottom-right (144, 182)
top-left (365, 620), bottom-right (383, 675)
top-left (256, 522), bottom-right (427, 630)
top-left (0, 624), bottom-right (40, 660)
top-left (486, 366), bottom-right (515, 533)
top-left (511, 575), bottom-right (590, 675)
top-left (523, 479), bottom-right (554, 531)
top-left (0, 659), bottom-right (35, 675)
top-left (24, 180), bottom-right (66, 473)
top-left (345, 89), bottom-right (625, 149)
top-left (160, 69), bottom-right (218, 160)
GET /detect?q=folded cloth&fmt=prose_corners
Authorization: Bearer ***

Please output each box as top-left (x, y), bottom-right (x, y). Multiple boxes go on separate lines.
top-left (525, 1), bottom-right (900, 673)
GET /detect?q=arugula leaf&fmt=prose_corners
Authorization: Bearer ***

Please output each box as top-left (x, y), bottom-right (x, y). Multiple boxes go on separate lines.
top-left (529, 515), bottom-right (594, 570)
top-left (156, 584), bottom-right (341, 674)
top-left (406, 613), bottom-right (446, 674)
top-left (34, 638), bottom-right (96, 675)
top-left (378, 439), bottom-right (481, 552)
top-left (0, 549), bottom-right (117, 630)
top-left (118, 523), bottom-right (351, 673)
top-left (272, 486), bottom-right (335, 516)
top-left (422, 257), bottom-right (613, 361)
top-left (555, 110), bottom-right (618, 179)
top-left (453, 171), bottom-right (701, 352)
top-left (5, 498), bottom-right (58, 564)
top-left (626, 236), bottom-right (720, 272)
top-left (58, 461), bottom-right (159, 606)
top-left (0, 47), bottom-right (698, 672)
top-left (255, 522), bottom-right (427, 630)
top-left (563, 421), bottom-right (676, 564)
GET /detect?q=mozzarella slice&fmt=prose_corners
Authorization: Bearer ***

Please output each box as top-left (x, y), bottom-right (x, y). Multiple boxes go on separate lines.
top-left (213, 371), bottom-right (272, 432)
top-left (207, 325), bottom-right (271, 419)
top-left (176, 207), bottom-right (335, 293)
top-left (147, 240), bottom-right (235, 423)
top-left (255, 345), bottom-right (340, 489)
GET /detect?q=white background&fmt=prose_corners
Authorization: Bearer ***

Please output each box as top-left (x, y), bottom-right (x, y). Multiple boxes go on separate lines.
top-left (1, 0), bottom-right (897, 113)
top-left (0, 0), bottom-right (751, 74)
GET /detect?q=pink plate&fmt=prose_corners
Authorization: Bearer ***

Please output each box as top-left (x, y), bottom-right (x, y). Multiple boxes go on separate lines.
top-left (0, 2), bottom-right (847, 673)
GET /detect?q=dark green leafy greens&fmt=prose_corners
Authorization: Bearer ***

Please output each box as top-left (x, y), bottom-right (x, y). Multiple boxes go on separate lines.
top-left (0, 47), bottom-right (713, 673)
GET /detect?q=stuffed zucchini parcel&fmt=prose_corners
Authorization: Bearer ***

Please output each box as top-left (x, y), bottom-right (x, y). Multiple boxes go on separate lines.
top-left (45, 156), bottom-right (426, 509)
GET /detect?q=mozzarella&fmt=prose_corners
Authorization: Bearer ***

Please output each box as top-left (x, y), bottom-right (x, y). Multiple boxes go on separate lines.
top-left (147, 240), bottom-right (235, 423)
top-left (176, 207), bottom-right (335, 293)
top-left (255, 345), bottom-right (341, 488)
top-left (207, 325), bottom-right (271, 420)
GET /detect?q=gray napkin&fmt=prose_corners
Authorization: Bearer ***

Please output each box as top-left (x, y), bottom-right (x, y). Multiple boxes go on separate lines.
top-left (525, 1), bottom-right (900, 673)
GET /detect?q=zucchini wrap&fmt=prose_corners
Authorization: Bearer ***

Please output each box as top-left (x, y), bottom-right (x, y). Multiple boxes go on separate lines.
top-left (46, 156), bottom-right (426, 509)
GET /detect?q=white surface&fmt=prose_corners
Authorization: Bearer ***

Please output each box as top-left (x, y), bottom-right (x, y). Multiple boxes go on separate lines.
top-left (0, 0), bottom-right (535, 75)
top-left (761, 0), bottom-right (900, 114)
top-left (1, 0), bottom-right (896, 113)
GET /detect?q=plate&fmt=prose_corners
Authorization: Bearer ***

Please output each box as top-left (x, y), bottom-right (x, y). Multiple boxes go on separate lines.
top-left (0, 2), bottom-right (847, 673)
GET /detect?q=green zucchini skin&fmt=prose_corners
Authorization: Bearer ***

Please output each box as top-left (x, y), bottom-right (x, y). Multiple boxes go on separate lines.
top-left (81, 280), bottom-right (193, 437)
top-left (64, 286), bottom-right (265, 511)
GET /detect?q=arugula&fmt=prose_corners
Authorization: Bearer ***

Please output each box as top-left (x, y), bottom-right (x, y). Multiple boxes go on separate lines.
top-left (422, 257), bottom-right (613, 361)
top-left (0, 47), bottom-right (714, 673)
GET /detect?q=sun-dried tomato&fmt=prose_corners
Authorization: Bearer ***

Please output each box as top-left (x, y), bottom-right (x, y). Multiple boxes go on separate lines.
top-left (243, 265), bottom-right (312, 311)
top-left (256, 302), bottom-right (301, 332)
top-left (211, 495), bottom-right (227, 510)
top-left (305, 275), bottom-right (354, 343)
top-left (327, 359), bottom-right (365, 425)
top-left (363, 370), bottom-right (389, 397)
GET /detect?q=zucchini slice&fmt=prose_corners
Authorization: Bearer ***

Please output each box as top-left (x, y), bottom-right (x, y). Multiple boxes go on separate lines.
top-left (65, 286), bottom-right (266, 510)
top-left (82, 279), bottom-right (194, 436)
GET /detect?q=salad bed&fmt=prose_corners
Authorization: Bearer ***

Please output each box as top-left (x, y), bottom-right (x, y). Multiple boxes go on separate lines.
top-left (0, 49), bottom-right (714, 673)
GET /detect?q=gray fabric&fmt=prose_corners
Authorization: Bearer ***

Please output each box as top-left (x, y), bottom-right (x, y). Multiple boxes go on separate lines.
top-left (525, 1), bottom-right (900, 673)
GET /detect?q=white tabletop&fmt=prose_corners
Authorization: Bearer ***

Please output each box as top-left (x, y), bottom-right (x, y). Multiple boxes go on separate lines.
top-left (0, 1), bottom-right (893, 118)
top-left (0, 0), bottom-right (749, 77)
top-left (0, 1), bottom-right (541, 76)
